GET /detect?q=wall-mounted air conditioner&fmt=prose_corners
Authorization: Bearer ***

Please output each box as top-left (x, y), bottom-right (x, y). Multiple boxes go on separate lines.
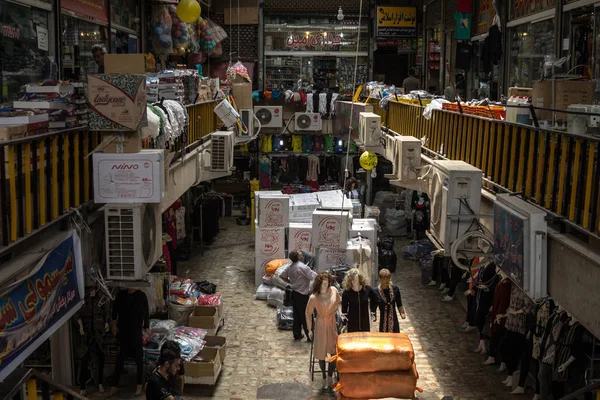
top-left (209, 131), bottom-right (234, 172)
top-left (254, 106), bottom-right (283, 128)
top-left (294, 112), bottom-right (322, 131)
top-left (359, 112), bottom-right (381, 148)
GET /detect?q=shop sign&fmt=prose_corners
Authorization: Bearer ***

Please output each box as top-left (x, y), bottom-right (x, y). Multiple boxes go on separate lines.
top-left (477, 0), bottom-right (496, 34)
top-left (376, 39), bottom-right (398, 47)
top-left (285, 33), bottom-right (342, 50)
top-left (0, 233), bottom-right (84, 381)
top-left (397, 38), bottom-right (417, 53)
top-left (511, 0), bottom-right (554, 20)
top-left (376, 6), bottom-right (417, 38)
top-left (1, 24), bottom-right (21, 39)
top-left (61, 0), bottom-right (108, 24)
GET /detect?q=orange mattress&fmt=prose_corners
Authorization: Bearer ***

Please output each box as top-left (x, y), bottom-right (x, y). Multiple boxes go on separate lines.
top-left (335, 363), bottom-right (419, 399)
top-left (332, 332), bottom-right (415, 373)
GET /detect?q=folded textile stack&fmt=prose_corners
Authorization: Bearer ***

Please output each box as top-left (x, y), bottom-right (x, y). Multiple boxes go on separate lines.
top-left (332, 332), bottom-right (420, 399)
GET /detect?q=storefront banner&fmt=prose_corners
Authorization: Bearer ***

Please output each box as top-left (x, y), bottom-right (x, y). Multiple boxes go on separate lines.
top-left (61, 0), bottom-right (108, 24)
top-left (0, 232), bottom-right (85, 381)
top-left (477, 0), bottom-right (496, 34)
top-left (376, 6), bottom-right (417, 38)
top-left (511, 0), bottom-right (554, 20)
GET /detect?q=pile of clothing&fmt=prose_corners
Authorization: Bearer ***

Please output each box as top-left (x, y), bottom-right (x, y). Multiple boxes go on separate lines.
top-left (143, 319), bottom-right (207, 362)
top-left (169, 278), bottom-right (220, 306)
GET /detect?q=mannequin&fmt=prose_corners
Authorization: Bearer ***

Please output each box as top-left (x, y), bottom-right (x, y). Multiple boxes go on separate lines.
top-left (306, 272), bottom-right (341, 391)
top-left (411, 191), bottom-right (429, 240)
top-left (341, 268), bottom-right (377, 332)
top-left (108, 288), bottom-right (150, 397)
top-left (483, 269), bottom-right (511, 372)
top-left (551, 313), bottom-right (585, 399)
top-left (537, 308), bottom-right (570, 400)
top-left (473, 264), bottom-right (499, 354)
top-left (530, 298), bottom-right (556, 399)
top-left (76, 284), bottom-right (110, 395)
top-left (370, 268), bottom-right (405, 333)
top-left (500, 284), bottom-right (533, 391)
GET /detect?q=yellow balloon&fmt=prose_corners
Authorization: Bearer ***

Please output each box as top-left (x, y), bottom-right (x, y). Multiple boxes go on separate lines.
top-left (359, 151), bottom-right (378, 171)
top-left (176, 0), bottom-right (201, 23)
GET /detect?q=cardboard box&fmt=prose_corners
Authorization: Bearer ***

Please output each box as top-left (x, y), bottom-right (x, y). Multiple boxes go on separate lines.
top-left (312, 210), bottom-right (351, 249)
top-left (204, 335), bottom-right (227, 362)
top-left (101, 130), bottom-right (143, 153)
top-left (316, 247), bottom-right (352, 272)
top-left (104, 54), bottom-right (145, 74)
top-left (184, 348), bottom-right (222, 383)
top-left (224, 7), bottom-right (258, 24)
top-left (189, 307), bottom-right (219, 330)
top-left (258, 195), bottom-right (289, 228)
top-left (532, 80), bottom-right (596, 121)
top-left (232, 82), bottom-right (253, 110)
top-left (92, 149), bottom-right (165, 203)
top-left (255, 226), bottom-right (286, 259)
top-left (288, 223), bottom-right (313, 253)
top-left (508, 87), bottom-right (532, 97)
top-left (0, 125), bottom-right (27, 141)
top-left (88, 74), bottom-right (147, 131)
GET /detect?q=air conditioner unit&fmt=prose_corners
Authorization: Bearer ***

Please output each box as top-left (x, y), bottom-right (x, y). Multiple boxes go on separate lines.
top-left (105, 203), bottom-right (162, 281)
top-left (493, 194), bottom-right (548, 300)
top-left (209, 131), bottom-right (234, 172)
top-left (359, 112), bottom-right (381, 148)
top-left (239, 109), bottom-right (254, 136)
top-left (294, 112), bottom-right (322, 131)
top-left (429, 160), bottom-right (482, 255)
top-left (254, 106), bottom-right (283, 128)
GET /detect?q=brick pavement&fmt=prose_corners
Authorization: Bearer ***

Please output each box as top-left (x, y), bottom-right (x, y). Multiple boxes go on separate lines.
top-left (173, 219), bottom-right (520, 400)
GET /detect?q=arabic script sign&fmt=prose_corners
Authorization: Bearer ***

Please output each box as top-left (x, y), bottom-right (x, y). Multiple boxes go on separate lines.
top-left (285, 33), bottom-right (342, 50)
top-left (377, 6), bottom-right (417, 38)
top-left (0, 233), bottom-right (84, 381)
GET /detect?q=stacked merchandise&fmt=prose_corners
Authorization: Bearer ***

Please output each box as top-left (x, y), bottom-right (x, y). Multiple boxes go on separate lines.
top-left (289, 193), bottom-right (320, 223)
top-left (11, 82), bottom-right (90, 132)
top-left (147, 76), bottom-right (160, 103)
top-left (333, 332), bottom-right (420, 399)
top-left (254, 191), bottom-right (288, 286)
top-left (196, 78), bottom-right (220, 102)
top-left (157, 71), bottom-right (186, 103)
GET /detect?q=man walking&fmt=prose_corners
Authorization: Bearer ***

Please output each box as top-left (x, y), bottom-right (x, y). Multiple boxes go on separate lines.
top-left (402, 68), bottom-right (421, 93)
top-left (280, 250), bottom-right (316, 341)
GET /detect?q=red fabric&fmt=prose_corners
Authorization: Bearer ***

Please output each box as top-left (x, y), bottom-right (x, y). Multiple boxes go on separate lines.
top-left (162, 243), bottom-right (172, 272)
top-left (457, 0), bottom-right (472, 13)
top-left (490, 278), bottom-right (512, 335)
top-left (304, 180), bottom-right (319, 190)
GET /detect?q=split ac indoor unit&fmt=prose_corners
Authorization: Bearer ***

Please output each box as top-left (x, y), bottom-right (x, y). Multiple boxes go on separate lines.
top-left (105, 203), bottom-right (162, 281)
top-left (359, 112), bottom-right (382, 149)
top-left (254, 106), bottom-right (283, 128)
top-left (294, 112), bottom-right (322, 131)
top-left (429, 160), bottom-right (482, 255)
top-left (209, 131), bottom-right (234, 172)
top-left (493, 194), bottom-right (548, 300)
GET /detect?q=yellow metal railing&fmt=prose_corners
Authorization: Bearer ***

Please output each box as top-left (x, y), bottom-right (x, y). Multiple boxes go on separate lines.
top-left (0, 101), bottom-right (218, 249)
top-left (385, 101), bottom-right (600, 236)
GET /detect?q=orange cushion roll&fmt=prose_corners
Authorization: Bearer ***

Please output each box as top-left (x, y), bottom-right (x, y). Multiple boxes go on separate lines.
top-left (264, 259), bottom-right (288, 275)
top-left (334, 363), bottom-right (419, 399)
top-left (331, 332), bottom-right (415, 373)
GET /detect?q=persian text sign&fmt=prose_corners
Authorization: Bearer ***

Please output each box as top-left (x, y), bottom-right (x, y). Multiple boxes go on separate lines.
top-left (285, 33), bottom-right (342, 50)
top-left (0, 233), bottom-right (84, 381)
top-left (376, 6), bottom-right (417, 38)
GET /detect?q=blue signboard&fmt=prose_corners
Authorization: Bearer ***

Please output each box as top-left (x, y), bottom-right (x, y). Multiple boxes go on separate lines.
top-left (0, 232), bottom-right (84, 381)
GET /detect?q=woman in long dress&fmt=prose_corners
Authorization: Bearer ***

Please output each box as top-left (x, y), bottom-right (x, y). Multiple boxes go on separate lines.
top-left (370, 268), bottom-right (406, 333)
top-left (306, 272), bottom-right (341, 391)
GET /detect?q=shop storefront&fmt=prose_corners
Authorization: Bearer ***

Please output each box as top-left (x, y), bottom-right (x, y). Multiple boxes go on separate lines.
top-left (468, 0), bottom-right (498, 100)
top-left (263, 15), bottom-right (369, 96)
top-left (109, 0), bottom-right (140, 54)
top-left (506, 0), bottom-right (556, 88)
top-left (0, 0), bottom-right (53, 103)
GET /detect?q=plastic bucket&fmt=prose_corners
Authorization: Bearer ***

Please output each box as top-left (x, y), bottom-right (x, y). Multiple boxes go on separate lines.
top-left (168, 302), bottom-right (195, 326)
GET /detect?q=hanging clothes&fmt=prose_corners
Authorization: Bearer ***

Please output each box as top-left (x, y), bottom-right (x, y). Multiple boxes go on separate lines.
top-left (306, 154), bottom-right (320, 181)
top-left (259, 156), bottom-right (271, 188)
top-left (292, 135), bottom-right (303, 153)
top-left (313, 135), bottom-right (324, 152)
top-left (261, 135), bottom-right (273, 153)
top-left (482, 24), bottom-right (502, 73)
top-left (287, 156), bottom-right (299, 183)
top-left (272, 135), bottom-right (282, 152)
top-left (324, 136), bottom-right (334, 152)
top-left (533, 299), bottom-right (556, 360)
top-left (552, 321), bottom-right (585, 382)
top-left (302, 136), bottom-right (314, 153)
top-left (297, 156), bottom-right (309, 182)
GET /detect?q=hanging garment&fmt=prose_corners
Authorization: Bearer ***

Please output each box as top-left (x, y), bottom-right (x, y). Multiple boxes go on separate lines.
top-left (349, 240), bottom-right (373, 282)
top-left (318, 156), bottom-right (329, 182)
top-left (292, 135), bottom-right (303, 153)
top-left (313, 135), bottom-right (324, 152)
top-left (261, 135), bottom-right (273, 153)
top-left (455, 12), bottom-right (473, 40)
top-left (482, 24), bottom-right (502, 73)
top-left (305, 286), bottom-right (341, 360)
top-left (342, 287), bottom-right (376, 333)
top-left (505, 284), bottom-right (532, 336)
top-left (552, 322), bottom-right (585, 382)
top-left (302, 136), bottom-right (313, 153)
top-left (259, 157), bottom-right (271, 188)
top-left (540, 312), bottom-right (569, 365)
top-left (457, 0), bottom-right (472, 12)
top-left (287, 156), bottom-right (299, 182)
top-left (324, 136), bottom-right (334, 152)
top-left (272, 135), bottom-right (282, 152)
top-left (334, 137), bottom-right (344, 153)
top-left (490, 278), bottom-right (512, 337)
top-left (306, 154), bottom-right (320, 181)
top-left (297, 156), bottom-right (309, 182)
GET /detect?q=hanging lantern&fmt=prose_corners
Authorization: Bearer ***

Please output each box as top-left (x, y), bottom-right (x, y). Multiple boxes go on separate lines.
top-left (359, 151), bottom-right (378, 171)
top-left (176, 0), bottom-right (201, 23)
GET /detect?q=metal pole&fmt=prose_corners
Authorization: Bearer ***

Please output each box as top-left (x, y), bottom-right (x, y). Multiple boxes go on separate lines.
top-left (366, 170), bottom-right (373, 206)
top-left (258, 0), bottom-right (265, 90)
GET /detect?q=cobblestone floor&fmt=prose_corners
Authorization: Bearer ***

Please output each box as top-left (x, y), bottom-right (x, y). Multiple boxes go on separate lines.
top-left (172, 218), bottom-right (518, 400)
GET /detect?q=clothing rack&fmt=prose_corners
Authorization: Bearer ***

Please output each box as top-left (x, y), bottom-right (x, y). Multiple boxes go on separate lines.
top-left (192, 192), bottom-right (228, 255)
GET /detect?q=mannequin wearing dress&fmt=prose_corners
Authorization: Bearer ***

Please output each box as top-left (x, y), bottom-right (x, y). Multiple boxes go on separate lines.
top-left (341, 268), bottom-right (376, 332)
top-left (370, 268), bottom-right (406, 333)
top-left (306, 272), bottom-right (341, 391)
